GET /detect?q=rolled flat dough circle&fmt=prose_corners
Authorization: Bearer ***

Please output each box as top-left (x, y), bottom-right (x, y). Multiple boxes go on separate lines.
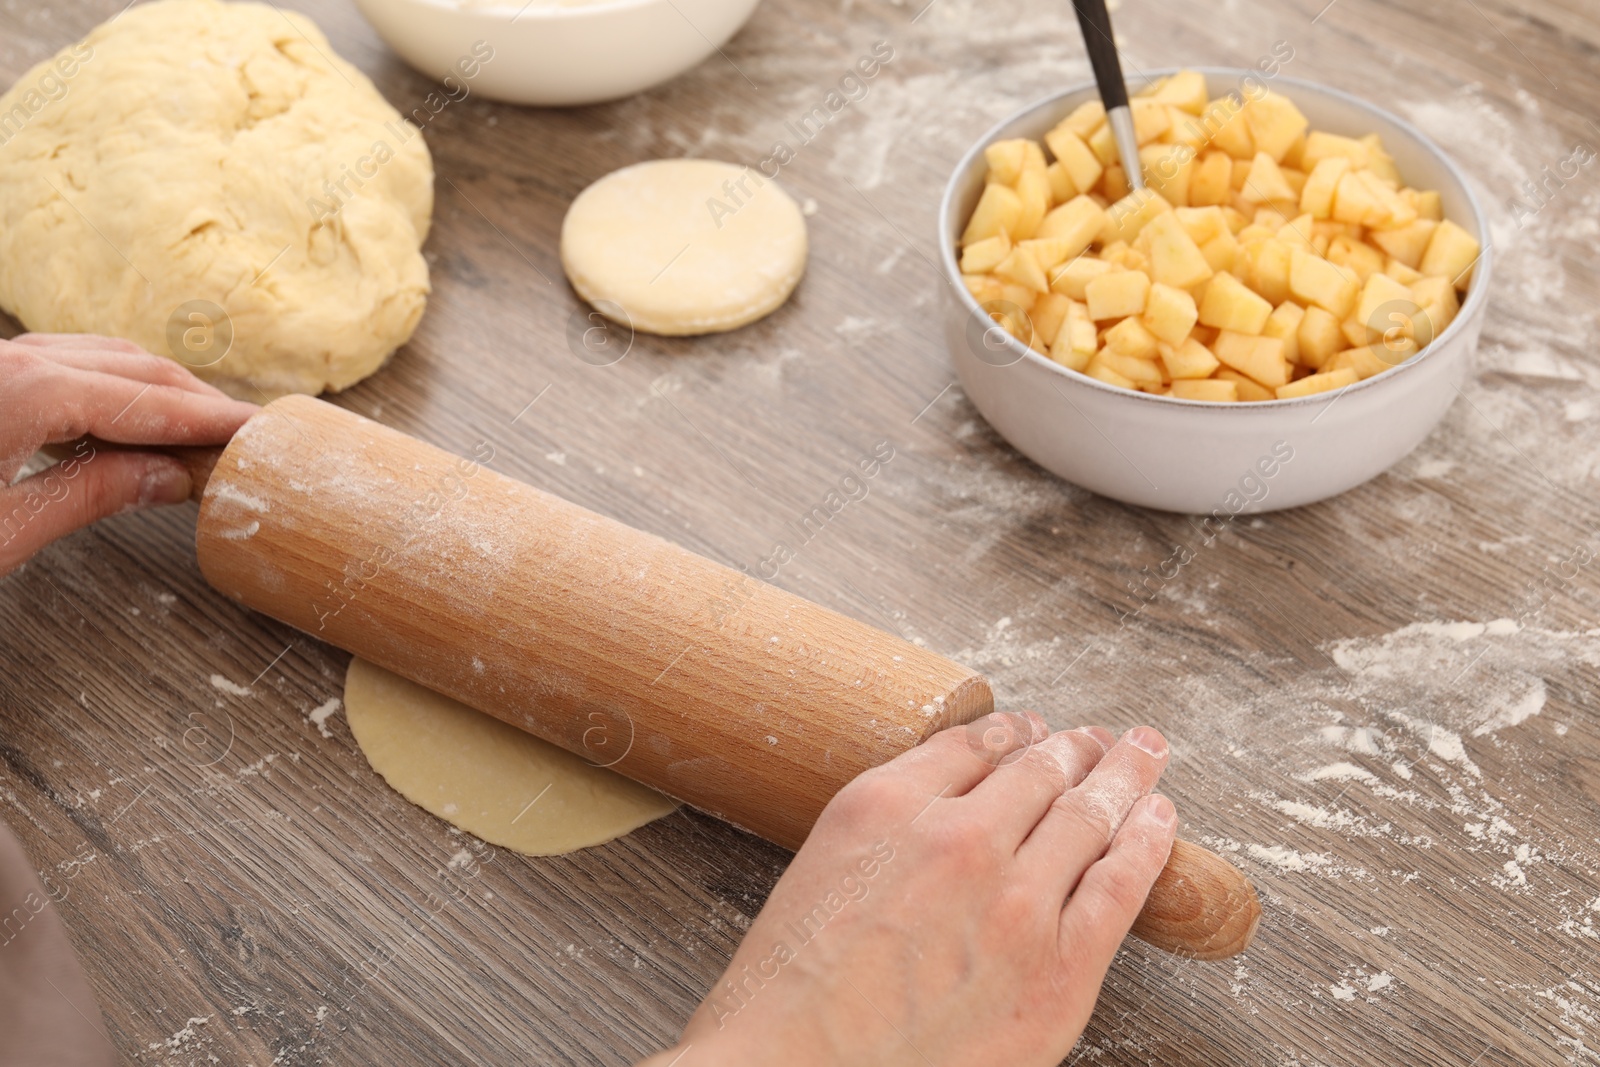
top-left (344, 658), bottom-right (676, 855)
top-left (560, 159), bottom-right (807, 335)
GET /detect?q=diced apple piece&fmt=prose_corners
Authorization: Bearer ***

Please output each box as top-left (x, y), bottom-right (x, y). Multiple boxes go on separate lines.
top-left (1151, 69), bottom-right (1209, 114)
top-left (1212, 330), bottom-right (1289, 386)
top-left (1298, 157), bottom-right (1349, 221)
top-left (1275, 367), bottom-right (1359, 399)
top-left (1028, 292), bottom-right (1074, 347)
top-left (1331, 170), bottom-right (1380, 226)
top-left (1043, 124), bottom-right (1106, 196)
top-left (1142, 282), bottom-right (1200, 345)
top-left (1101, 241), bottom-right (1150, 273)
top-left (1188, 151), bottom-right (1233, 207)
top-left (1215, 368), bottom-right (1277, 401)
top-left (1099, 189), bottom-right (1174, 245)
top-left (1230, 158), bottom-right (1253, 191)
top-left (1296, 304), bottom-right (1343, 369)
top-left (1163, 108), bottom-right (1210, 150)
top-left (1012, 167), bottom-right (1050, 239)
top-left (1275, 213), bottom-right (1317, 254)
top-left (960, 232), bottom-right (1011, 274)
top-left (1281, 132), bottom-right (1307, 169)
top-left (1361, 133), bottom-right (1401, 184)
top-left (1131, 212), bottom-right (1212, 290)
top-left (1141, 144), bottom-right (1196, 207)
top-left (1239, 152), bottom-right (1297, 204)
top-left (1105, 316), bottom-right (1162, 361)
top-left (1249, 238), bottom-right (1293, 306)
top-left (1200, 231), bottom-right (1240, 273)
top-left (1044, 162), bottom-right (1076, 203)
top-left (995, 282), bottom-right (1037, 312)
top-left (1203, 97), bottom-right (1255, 159)
top-left (1049, 255), bottom-right (1118, 299)
top-left (1335, 340), bottom-right (1415, 379)
top-left (1101, 163), bottom-right (1131, 200)
top-left (1018, 237), bottom-right (1077, 271)
top-left (1362, 173), bottom-right (1417, 230)
top-left (1356, 272), bottom-right (1416, 335)
top-left (1326, 235), bottom-right (1384, 283)
top-left (1036, 196), bottom-right (1108, 260)
top-left (1409, 276), bottom-right (1461, 345)
top-left (1171, 378), bottom-right (1238, 401)
top-left (1340, 315), bottom-right (1373, 348)
top-left (1049, 299), bottom-right (1098, 370)
top-left (1289, 247), bottom-right (1359, 318)
top-left (1300, 131), bottom-right (1369, 172)
top-left (994, 246), bottom-right (1048, 292)
top-left (1085, 269), bottom-right (1151, 320)
top-left (1199, 270), bottom-right (1274, 333)
top-left (1418, 219), bottom-right (1481, 288)
top-left (1085, 358), bottom-right (1138, 390)
top-left (1384, 258), bottom-right (1424, 286)
top-left (961, 183), bottom-right (1023, 245)
top-left (1088, 122), bottom-right (1119, 166)
top-left (1158, 337), bottom-right (1221, 379)
top-left (1175, 205), bottom-right (1228, 245)
top-left (1243, 91), bottom-right (1309, 163)
top-left (1061, 99), bottom-right (1106, 139)
top-left (1130, 98), bottom-right (1172, 144)
top-left (984, 139), bottom-right (1030, 185)
top-left (1262, 301), bottom-right (1306, 364)
top-left (963, 273), bottom-right (1004, 304)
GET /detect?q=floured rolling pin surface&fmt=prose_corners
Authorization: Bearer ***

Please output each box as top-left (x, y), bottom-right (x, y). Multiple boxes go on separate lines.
top-left (193, 396), bottom-right (1259, 958)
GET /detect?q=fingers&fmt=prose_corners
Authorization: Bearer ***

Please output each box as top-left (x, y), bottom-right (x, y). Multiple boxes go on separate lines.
top-left (961, 728), bottom-right (1111, 850)
top-left (1016, 726), bottom-right (1170, 900)
top-left (21, 356), bottom-right (257, 448)
top-left (1058, 793), bottom-right (1177, 974)
top-left (10, 333), bottom-right (150, 355)
top-left (888, 711), bottom-right (1052, 800)
top-left (0, 452), bottom-right (191, 576)
top-left (12, 335), bottom-right (232, 399)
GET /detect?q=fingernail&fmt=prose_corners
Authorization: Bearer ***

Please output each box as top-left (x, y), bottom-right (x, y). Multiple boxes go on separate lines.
top-left (139, 462), bottom-right (191, 507)
top-left (1143, 794), bottom-right (1177, 827)
top-left (1077, 725), bottom-right (1116, 749)
top-left (1126, 726), bottom-right (1168, 759)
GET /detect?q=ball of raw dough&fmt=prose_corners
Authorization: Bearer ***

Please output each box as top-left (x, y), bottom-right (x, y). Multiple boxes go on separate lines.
top-left (561, 159), bottom-right (807, 336)
top-left (0, 0), bottom-right (433, 398)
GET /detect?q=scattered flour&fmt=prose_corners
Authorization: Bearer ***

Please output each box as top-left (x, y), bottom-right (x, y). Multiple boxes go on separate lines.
top-left (147, 1015), bottom-right (211, 1053)
top-left (308, 698), bottom-right (341, 739)
top-left (1298, 762), bottom-right (1380, 784)
top-left (1247, 844), bottom-right (1332, 873)
top-left (209, 674), bottom-right (251, 697)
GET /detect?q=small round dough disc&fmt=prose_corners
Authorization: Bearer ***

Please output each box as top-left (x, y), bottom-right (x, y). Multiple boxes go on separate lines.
top-left (344, 658), bottom-right (677, 855)
top-left (561, 159), bottom-right (807, 335)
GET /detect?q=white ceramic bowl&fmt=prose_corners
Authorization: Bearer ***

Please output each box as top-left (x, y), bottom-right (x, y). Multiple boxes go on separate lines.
top-left (354, 0), bottom-right (762, 107)
top-left (939, 69), bottom-right (1491, 514)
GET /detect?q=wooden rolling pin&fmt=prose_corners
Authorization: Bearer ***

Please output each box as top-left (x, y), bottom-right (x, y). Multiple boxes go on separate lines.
top-left (188, 395), bottom-right (1258, 960)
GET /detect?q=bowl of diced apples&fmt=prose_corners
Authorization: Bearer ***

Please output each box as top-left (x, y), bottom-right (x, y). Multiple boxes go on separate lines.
top-left (939, 68), bottom-right (1490, 513)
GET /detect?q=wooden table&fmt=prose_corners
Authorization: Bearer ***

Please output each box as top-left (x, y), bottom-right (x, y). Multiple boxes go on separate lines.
top-left (3, 0), bottom-right (1598, 1062)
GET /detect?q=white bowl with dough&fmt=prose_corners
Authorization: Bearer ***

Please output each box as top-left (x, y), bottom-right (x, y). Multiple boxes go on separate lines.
top-left (938, 70), bottom-right (1492, 514)
top-left (353, 0), bottom-right (763, 106)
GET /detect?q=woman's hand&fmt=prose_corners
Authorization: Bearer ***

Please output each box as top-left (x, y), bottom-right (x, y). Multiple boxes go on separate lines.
top-left (643, 714), bottom-right (1177, 1067)
top-left (0, 333), bottom-right (258, 576)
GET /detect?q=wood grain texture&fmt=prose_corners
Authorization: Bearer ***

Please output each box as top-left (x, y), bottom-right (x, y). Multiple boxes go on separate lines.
top-left (2, 0), bottom-right (1599, 1063)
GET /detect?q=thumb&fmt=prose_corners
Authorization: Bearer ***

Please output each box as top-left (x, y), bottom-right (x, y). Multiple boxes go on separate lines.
top-left (0, 452), bottom-right (191, 576)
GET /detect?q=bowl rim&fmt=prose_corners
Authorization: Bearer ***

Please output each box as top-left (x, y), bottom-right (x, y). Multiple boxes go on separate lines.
top-left (363, 0), bottom-right (672, 23)
top-left (937, 66), bottom-right (1494, 412)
